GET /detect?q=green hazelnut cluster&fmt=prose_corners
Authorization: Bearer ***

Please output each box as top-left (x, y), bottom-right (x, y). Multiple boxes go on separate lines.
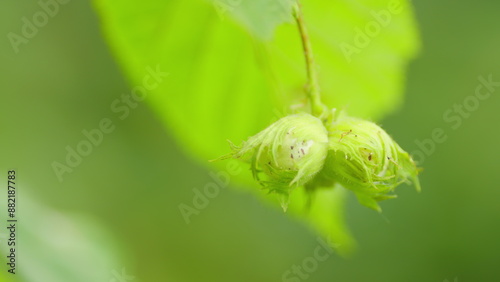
top-left (217, 110), bottom-right (420, 211)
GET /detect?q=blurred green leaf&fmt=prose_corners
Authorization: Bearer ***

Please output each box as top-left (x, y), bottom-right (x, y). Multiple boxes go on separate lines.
top-left (209, 0), bottom-right (296, 40)
top-left (93, 0), bottom-right (419, 166)
top-left (0, 195), bottom-right (130, 282)
top-left (289, 186), bottom-right (356, 255)
top-left (268, 0), bottom-right (420, 120)
top-left (93, 0), bottom-right (419, 254)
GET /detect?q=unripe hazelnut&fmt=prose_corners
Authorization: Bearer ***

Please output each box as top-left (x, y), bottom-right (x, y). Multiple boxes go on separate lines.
top-left (218, 113), bottom-right (329, 210)
top-left (324, 115), bottom-right (421, 211)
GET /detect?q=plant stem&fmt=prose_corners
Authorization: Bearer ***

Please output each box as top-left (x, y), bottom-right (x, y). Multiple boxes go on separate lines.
top-left (293, 2), bottom-right (325, 117)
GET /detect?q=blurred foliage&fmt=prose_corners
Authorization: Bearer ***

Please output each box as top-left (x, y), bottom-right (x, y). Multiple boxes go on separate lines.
top-left (1, 0), bottom-right (500, 282)
top-left (1, 195), bottom-right (129, 282)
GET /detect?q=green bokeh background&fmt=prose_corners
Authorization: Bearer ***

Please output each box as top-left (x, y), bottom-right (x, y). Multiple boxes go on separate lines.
top-left (1, 1), bottom-right (499, 281)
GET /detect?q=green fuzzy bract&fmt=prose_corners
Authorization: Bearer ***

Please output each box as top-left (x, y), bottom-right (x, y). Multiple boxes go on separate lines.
top-left (219, 113), bottom-right (329, 209)
top-left (324, 115), bottom-right (421, 211)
